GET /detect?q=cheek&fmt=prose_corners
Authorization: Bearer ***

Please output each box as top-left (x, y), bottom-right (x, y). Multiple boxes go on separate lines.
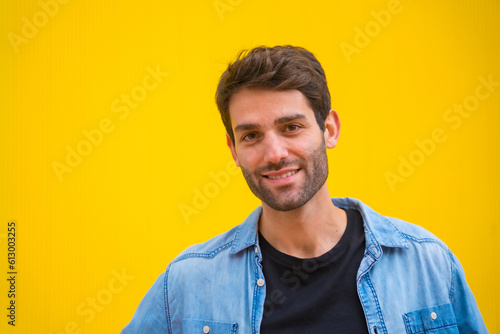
top-left (235, 148), bottom-right (259, 168)
top-left (236, 149), bottom-right (253, 169)
top-left (291, 141), bottom-right (319, 158)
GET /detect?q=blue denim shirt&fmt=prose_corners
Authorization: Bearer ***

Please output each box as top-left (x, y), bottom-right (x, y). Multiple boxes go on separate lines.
top-left (122, 197), bottom-right (488, 333)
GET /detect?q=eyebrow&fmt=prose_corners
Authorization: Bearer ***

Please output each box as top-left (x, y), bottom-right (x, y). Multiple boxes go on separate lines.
top-left (234, 113), bottom-right (307, 133)
top-left (274, 113), bottom-right (306, 125)
top-left (234, 123), bottom-right (259, 133)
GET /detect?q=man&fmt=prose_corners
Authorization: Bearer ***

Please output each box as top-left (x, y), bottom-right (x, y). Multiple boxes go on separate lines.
top-left (122, 46), bottom-right (487, 333)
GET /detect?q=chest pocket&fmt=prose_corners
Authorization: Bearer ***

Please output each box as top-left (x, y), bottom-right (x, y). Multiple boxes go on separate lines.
top-left (182, 319), bottom-right (238, 334)
top-left (403, 303), bottom-right (459, 334)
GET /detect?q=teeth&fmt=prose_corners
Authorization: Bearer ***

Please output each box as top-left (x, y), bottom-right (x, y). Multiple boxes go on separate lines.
top-left (267, 170), bottom-right (298, 179)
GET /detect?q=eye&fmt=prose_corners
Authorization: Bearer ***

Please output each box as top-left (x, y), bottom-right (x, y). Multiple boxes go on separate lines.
top-left (242, 132), bottom-right (259, 142)
top-left (285, 124), bottom-right (301, 132)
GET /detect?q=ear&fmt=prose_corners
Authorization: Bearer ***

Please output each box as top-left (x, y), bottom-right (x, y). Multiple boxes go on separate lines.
top-left (226, 133), bottom-right (240, 167)
top-left (323, 109), bottom-right (341, 149)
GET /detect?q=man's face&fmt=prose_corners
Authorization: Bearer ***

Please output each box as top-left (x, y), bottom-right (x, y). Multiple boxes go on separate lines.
top-left (227, 88), bottom-right (336, 211)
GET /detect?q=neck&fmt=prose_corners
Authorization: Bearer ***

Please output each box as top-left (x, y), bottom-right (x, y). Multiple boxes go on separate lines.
top-left (258, 185), bottom-right (347, 258)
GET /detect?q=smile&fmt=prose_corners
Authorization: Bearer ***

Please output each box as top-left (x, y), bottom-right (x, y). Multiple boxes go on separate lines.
top-left (266, 169), bottom-right (299, 179)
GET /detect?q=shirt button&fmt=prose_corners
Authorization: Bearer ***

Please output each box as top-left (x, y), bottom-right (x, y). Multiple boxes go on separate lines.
top-left (257, 278), bottom-right (265, 287)
top-left (430, 312), bottom-right (437, 320)
top-left (203, 325), bottom-right (210, 333)
top-left (255, 247), bottom-right (258, 253)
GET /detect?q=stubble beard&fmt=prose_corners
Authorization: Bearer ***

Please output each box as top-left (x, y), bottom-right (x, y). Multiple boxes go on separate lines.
top-left (240, 140), bottom-right (329, 211)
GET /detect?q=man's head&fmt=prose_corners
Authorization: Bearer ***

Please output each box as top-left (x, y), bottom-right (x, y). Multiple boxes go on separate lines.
top-left (215, 46), bottom-right (340, 212)
top-left (216, 45), bottom-right (331, 144)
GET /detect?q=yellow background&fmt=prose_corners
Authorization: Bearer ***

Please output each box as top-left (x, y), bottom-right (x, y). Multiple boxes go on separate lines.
top-left (1, 0), bottom-right (499, 332)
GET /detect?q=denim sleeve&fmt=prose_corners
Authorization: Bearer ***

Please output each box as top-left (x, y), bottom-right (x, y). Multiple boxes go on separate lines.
top-left (449, 252), bottom-right (489, 333)
top-left (121, 271), bottom-right (169, 333)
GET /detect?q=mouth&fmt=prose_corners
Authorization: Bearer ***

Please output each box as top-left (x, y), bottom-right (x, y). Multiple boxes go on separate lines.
top-left (263, 169), bottom-right (300, 180)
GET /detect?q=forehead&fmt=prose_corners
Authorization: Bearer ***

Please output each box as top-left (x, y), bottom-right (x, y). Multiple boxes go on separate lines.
top-left (228, 88), bottom-right (314, 129)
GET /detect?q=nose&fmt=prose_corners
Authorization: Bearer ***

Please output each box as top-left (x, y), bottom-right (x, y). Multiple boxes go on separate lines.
top-left (263, 133), bottom-right (288, 164)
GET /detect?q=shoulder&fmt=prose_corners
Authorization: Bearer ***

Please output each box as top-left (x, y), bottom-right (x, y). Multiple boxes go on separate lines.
top-left (168, 205), bottom-right (261, 268)
top-left (381, 215), bottom-right (454, 271)
top-left (334, 197), bottom-right (450, 252)
top-left (171, 224), bottom-right (240, 264)
top-left (384, 215), bottom-right (447, 247)
top-left (352, 198), bottom-right (455, 273)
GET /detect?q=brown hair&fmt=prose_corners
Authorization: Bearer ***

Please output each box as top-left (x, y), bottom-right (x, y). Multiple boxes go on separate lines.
top-left (216, 45), bottom-right (331, 143)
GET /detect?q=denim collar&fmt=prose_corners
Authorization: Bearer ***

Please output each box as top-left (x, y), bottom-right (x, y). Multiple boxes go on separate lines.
top-left (229, 197), bottom-right (409, 256)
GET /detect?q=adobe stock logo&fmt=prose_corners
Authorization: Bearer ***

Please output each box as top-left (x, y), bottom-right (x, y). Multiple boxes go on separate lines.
top-left (52, 65), bottom-right (169, 182)
top-left (8, 0), bottom-right (71, 54)
top-left (179, 161), bottom-right (240, 223)
top-left (385, 74), bottom-right (499, 191)
top-left (49, 268), bottom-right (134, 334)
top-left (340, 0), bottom-right (407, 63)
top-left (264, 258), bottom-right (323, 317)
top-left (213, 0), bottom-right (243, 21)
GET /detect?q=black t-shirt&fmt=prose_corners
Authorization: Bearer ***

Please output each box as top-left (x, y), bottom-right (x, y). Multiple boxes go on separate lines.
top-left (258, 208), bottom-right (369, 334)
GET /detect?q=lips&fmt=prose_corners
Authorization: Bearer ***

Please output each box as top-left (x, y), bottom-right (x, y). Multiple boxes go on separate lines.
top-left (263, 168), bottom-right (300, 180)
top-left (266, 169), bottom-right (299, 179)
